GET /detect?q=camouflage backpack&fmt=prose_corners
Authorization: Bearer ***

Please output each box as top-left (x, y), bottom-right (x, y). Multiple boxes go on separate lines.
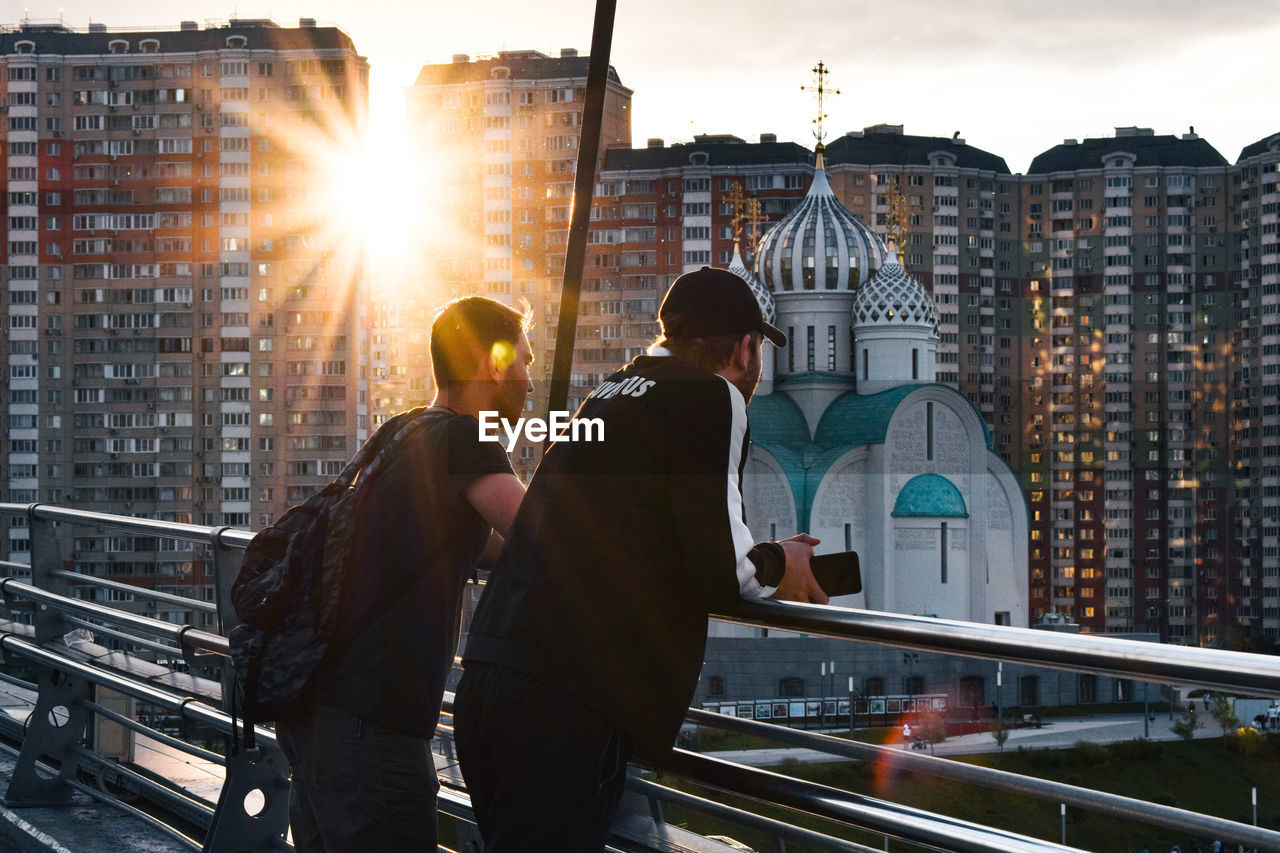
top-left (228, 406), bottom-right (439, 749)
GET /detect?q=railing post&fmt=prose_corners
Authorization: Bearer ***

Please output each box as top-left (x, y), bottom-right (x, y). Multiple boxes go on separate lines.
top-left (3, 505), bottom-right (93, 807)
top-left (202, 525), bottom-right (291, 853)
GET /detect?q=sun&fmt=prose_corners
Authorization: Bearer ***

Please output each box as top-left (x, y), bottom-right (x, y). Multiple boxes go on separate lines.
top-left (313, 127), bottom-right (435, 295)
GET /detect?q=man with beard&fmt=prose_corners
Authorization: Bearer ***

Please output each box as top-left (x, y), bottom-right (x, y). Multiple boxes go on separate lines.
top-left (276, 296), bottom-right (532, 852)
top-left (455, 267), bottom-right (827, 852)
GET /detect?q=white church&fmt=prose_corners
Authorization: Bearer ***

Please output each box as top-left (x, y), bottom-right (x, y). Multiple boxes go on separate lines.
top-left (722, 146), bottom-right (1028, 633)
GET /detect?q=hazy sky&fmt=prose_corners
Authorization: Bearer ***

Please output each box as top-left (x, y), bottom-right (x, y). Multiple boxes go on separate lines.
top-left (15, 0), bottom-right (1280, 172)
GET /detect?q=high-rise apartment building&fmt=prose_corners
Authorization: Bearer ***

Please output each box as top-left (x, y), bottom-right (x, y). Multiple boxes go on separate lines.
top-left (1, 19), bottom-right (369, 611)
top-left (1231, 131), bottom-right (1280, 646)
top-left (399, 50), bottom-right (632, 468)
top-left (1013, 128), bottom-right (1232, 642)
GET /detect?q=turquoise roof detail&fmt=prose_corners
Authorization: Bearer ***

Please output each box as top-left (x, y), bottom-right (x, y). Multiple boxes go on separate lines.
top-left (814, 386), bottom-right (992, 450)
top-left (748, 391), bottom-right (811, 446)
top-left (748, 384), bottom-right (995, 531)
top-left (892, 473), bottom-right (969, 518)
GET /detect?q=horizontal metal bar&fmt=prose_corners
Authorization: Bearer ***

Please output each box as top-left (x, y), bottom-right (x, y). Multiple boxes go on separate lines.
top-left (81, 698), bottom-right (226, 766)
top-left (0, 669), bottom-right (37, 692)
top-left (666, 748), bottom-right (1078, 853)
top-left (0, 578), bottom-right (228, 656)
top-left (628, 775), bottom-right (881, 853)
top-left (716, 599), bottom-right (1280, 698)
top-left (73, 747), bottom-right (209, 848)
top-left (685, 708), bottom-right (1280, 850)
top-left (63, 614), bottom-right (184, 658)
top-left (0, 502), bottom-right (253, 550)
top-left (51, 570), bottom-right (218, 614)
top-left (0, 634), bottom-right (274, 749)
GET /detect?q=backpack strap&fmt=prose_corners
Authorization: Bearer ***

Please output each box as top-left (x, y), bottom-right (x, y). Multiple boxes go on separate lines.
top-left (322, 406), bottom-right (434, 496)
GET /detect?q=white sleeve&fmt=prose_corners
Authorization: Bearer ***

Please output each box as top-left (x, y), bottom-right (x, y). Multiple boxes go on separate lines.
top-left (720, 376), bottom-right (776, 599)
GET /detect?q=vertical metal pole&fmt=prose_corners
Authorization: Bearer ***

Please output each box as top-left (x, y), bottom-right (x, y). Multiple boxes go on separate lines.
top-left (5, 506), bottom-right (94, 807)
top-left (1254, 785), bottom-right (1258, 826)
top-left (1143, 682), bottom-right (1149, 738)
top-left (819, 663), bottom-right (825, 729)
top-left (1060, 802), bottom-right (1066, 845)
top-left (546, 0), bottom-right (619, 423)
top-left (847, 676), bottom-right (854, 736)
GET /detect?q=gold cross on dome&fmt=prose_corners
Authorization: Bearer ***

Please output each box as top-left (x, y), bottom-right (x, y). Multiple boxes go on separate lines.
top-left (800, 60), bottom-right (839, 146)
top-left (724, 181), bottom-right (750, 243)
top-left (745, 196), bottom-right (767, 257)
top-left (885, 176), bottom-right (910, 264)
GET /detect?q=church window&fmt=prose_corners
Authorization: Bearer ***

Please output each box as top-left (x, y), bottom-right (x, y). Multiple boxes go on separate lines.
top-left (941, 522), bottom-right (948, 584)
top-left (926, 402), bottom-right (935, 461)
top-left (828, 326), bottom-right (836, 371)
top-left (807, 327), bottom-right (815, 371)
top-left (788, 328), bottom-right (795, 372)
top-left (912, 348), bottom-right (919, 379)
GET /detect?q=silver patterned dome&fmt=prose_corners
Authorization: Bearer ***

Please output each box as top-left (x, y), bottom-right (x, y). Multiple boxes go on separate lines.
top-left (851, 258), bottom-right (939, 330)
top-left (727, 241), bottom-right (775, 324)
top-left (754, 151), bottom-right (888, 293)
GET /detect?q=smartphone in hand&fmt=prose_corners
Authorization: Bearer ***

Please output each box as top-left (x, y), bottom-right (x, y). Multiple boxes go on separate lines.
top-left (809, 550), bottom-right (861, 596)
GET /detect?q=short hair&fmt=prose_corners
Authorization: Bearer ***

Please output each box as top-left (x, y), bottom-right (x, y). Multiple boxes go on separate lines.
top-left (652, 321), bottom-right (758, 375)
top-left (430, 297), bottom-right (531, 386)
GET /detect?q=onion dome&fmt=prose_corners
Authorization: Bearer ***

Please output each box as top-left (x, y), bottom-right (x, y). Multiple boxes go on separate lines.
top-left (728, 240), bottom-right (775, 324)
top-left (754, 149), bottom-right (888, 293)
top-left (851, 257), bottom-right (938, 331)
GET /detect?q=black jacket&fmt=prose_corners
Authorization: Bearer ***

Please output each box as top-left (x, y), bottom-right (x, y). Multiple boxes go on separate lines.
top-left (464, 353), bottom-right (784, 760)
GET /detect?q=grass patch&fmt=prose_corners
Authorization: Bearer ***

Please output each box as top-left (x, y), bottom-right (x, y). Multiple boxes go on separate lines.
top-left (654, 738), bottom-right (1280, 852)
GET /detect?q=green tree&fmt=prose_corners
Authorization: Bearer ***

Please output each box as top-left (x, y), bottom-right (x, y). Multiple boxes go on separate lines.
top-left (1209, 693), bottom-right (1239, 746)
top-left (1171, 705), bottom-right (1199, 742)
top-left (991, 715), bottom-right (1010, 752)
top-left (918, 709), bottom-right (949, 755)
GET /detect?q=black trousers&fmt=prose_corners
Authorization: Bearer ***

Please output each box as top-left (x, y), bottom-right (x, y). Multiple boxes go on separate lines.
top-left (453, 663), bottom-right (633, 853)
top-left (277, 704), bottom-right (439, 853)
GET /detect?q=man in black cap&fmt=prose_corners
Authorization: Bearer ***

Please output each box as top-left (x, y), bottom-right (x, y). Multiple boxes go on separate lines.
top-left (454, 266), bottom-right (827, 852)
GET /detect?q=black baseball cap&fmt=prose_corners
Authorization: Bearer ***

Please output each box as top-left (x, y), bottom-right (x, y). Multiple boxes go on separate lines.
top-left (659, 267), bottom-right (787, 348)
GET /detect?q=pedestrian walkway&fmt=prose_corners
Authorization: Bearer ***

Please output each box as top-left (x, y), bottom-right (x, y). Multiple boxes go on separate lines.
top-left (706, 712), bottom-right (1220, 767)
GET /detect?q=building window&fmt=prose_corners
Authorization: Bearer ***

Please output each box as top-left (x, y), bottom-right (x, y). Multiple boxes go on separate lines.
top-left (904, 674), bottom-right (925, 696)
top-left (926, 402), bottom-right (934, 460)
top-left (1078, 674), bottom-right (1097, 704)
top-left (940, 522), bottom-right (948, 584)
top-left (864, 676), bottom-right (885, 696)
top-left (707, 676), bottom-right (726, 698)
top-left (959, 676), bottom-right (984, 708)
top-left (1019, 674), bottom-right (1040, 707)
top-left (1113, 679), bottom-right (1133, 703)
top-left (778, 677), bottom-right (805, 697)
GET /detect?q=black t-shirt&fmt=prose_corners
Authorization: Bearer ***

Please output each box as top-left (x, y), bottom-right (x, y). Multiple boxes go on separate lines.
top-left (314, 411), bottom-right (513, 736)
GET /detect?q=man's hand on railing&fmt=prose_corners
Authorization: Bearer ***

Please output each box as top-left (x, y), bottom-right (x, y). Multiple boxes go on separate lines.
top-left (769, 534), bottom-right (828, 605)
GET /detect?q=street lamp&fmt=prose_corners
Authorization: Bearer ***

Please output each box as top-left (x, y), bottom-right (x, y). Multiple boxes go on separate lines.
top-left (904, 652), bottom-right (919, 716)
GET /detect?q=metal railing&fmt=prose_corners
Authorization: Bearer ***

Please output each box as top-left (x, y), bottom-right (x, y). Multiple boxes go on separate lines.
top-left (0, 502), bottom-right (1276, 853)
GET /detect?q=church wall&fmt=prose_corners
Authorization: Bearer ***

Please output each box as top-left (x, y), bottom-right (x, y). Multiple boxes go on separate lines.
top-left (742, 449), bottom-right (798, 543)
top-left (810, 449), bottom-right (870, 609)
top-left (854, 325), bottom-right (936, 395)
top-left (986, 458), bottom-right (1031, 627)
top-left (891, 520), bottom-right (971, 620)
top-left (774, 292), bottom-right (855, 380)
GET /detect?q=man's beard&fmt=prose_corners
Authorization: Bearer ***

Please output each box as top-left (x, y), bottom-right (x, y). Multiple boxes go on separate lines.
top-left (732, 350), bottom-right (762, 403)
